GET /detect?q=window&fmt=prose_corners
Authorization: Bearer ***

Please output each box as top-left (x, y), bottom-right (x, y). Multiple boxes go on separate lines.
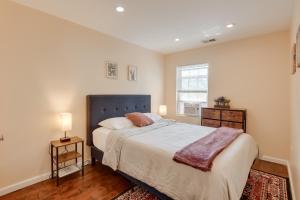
top-left (176, 64), bottom-right (208, 116)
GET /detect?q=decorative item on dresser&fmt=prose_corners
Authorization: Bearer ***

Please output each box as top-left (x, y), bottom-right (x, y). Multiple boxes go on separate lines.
top-left (214, 96), bottom-right (231, 109)
top-left (201, 107), bottom-right (247, 132)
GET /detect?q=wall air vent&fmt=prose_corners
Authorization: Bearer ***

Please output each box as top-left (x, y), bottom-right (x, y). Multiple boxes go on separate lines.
top-left (202, 38), bottom-right (216, 44)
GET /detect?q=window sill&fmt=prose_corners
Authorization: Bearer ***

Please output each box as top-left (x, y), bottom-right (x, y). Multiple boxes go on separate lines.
top-left (176, 114), bottom-right (201, 118)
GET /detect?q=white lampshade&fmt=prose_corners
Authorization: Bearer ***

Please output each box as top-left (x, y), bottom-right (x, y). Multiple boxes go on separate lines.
top-left (60, 113), bottom-right (72, 132)
top-left (159, 105), bottom-right (167, 116)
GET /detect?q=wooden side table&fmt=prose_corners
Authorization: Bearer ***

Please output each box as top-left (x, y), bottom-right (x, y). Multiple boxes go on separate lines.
top-left (50, 136), bottom-right (84, 186)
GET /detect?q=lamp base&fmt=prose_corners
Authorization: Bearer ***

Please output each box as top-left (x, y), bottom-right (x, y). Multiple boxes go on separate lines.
top-left (60, 137), bottom-right (71, 142)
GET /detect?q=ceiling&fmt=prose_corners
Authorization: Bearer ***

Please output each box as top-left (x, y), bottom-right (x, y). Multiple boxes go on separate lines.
top-left (12, 0), bottom-right (293, 54)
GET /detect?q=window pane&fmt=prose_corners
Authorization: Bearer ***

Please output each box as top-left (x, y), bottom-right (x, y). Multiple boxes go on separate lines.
top-left (179, 77), bottom-right (208, 91)
top-left (180, 66), bottom-right (208, 78)
top-left (178, 92), bottom-right (207, 102)
top-left (198, 78), bottom-right (208, 90)
top-left (181, 79), bottom-right (189, 90)
top-left (176, 64), bottom-right (209, 116)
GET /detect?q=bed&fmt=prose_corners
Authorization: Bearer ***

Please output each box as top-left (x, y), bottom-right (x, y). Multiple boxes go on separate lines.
top-left (86, 95), bottom-right (258, 200)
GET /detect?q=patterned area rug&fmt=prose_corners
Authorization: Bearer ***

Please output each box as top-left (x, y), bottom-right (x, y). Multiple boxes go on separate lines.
top-left (114, 186), bottom-right (159, 200)
top-left (113, 169), bottom-right (288, 200)
top-left (241, 169), bottom-right (288, 200)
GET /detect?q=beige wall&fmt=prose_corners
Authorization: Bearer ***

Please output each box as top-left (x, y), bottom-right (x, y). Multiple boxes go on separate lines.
top-left (0, 0), bottom-right (295, 196)
top-left (0, 0), bottom-right (164, 188)
top-left (290, 0), bottom-right (300, 198)
top-left (165, 31), bottom-right (291, 160)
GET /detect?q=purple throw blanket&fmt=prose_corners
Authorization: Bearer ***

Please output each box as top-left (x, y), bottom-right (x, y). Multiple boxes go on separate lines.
top-left (173, 127), bottom-right (243, 171)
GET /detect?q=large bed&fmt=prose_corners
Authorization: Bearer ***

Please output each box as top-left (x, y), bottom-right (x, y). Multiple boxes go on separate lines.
top-left (86, 95), bottom-right (258, 200)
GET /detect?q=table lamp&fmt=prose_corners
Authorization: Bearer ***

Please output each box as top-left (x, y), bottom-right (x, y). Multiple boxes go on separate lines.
top-left (60, 113), bottom-right (72, 142)
top-left (159, 105), bottom-right (167, 116)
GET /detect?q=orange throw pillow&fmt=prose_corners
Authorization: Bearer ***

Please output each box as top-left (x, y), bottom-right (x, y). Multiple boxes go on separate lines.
top-left (125, 112), bottom-right (154, 127)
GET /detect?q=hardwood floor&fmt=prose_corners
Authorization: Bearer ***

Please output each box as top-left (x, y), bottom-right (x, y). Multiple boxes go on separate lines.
top-left (252, 159), bottom-right (289, 178)
top-left (0, 164), bottom-right (132, 200)
top-left (0, 159), bottom-right (290, 200)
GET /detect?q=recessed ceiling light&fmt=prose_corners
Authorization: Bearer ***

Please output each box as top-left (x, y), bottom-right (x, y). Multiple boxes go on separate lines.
top-left (226, 23), bottom-right (235, 28)
top-left (116, 6), bottom-right (125, 12)
top-left (175, 38), bottom-right (180, 42)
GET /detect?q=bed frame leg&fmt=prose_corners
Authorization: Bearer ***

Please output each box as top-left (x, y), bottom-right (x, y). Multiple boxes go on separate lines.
top-left (91, 157), bottom-right (96, 166)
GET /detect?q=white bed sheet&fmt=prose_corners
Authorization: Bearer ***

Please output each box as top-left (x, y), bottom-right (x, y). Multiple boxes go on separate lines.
top-left (102, 120), bottom-right (258, 200)
top-left (92, 127), bottom-right (111, 151)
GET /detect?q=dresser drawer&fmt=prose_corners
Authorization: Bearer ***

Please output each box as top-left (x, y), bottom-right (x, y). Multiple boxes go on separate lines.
top-left (202, 119), bottom-right (221, 128)
top-left (202, 109), bottom-right (221, 120)
top-left (221, 121), bottom-right (244, 130)
top-left (221, 110), bottom-right (244, 122)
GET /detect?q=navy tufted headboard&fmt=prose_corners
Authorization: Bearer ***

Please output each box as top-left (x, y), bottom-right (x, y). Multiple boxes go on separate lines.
top-left (86, 95), bottom-right (151, 146)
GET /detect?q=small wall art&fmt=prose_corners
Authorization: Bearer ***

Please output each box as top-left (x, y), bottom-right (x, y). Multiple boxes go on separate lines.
top-left (296, 25), bottom-right (300, 68)
top-left (106, 61), bottom-right (118, 79)
top-left (293, 43), bottom-right (297, 74)
top-left (128, 65), bottom-right (137, 81)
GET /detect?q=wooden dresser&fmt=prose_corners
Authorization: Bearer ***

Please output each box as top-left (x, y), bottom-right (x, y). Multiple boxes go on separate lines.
top-left (201, 107), bottom-right (247, 132)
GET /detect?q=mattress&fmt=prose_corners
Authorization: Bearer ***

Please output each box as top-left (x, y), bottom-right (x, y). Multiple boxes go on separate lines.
top-left (92, 127), bottom-right (111, 151)
top-left (102, 120), bottom-right (258, 200)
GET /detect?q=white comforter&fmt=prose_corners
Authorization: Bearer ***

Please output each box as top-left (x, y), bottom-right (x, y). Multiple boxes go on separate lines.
top-left (102, 120), bottom-right (258, 200)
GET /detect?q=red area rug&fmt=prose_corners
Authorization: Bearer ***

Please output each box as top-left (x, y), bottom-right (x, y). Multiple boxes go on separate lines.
top-left (114, 169), bottom-right (288, 200)
top-left (241, 169), bottom-right (288, 200)
top-left (114, 186), bottom-right (159, 200)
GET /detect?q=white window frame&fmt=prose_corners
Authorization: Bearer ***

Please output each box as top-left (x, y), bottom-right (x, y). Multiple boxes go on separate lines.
top-left (176, 63), bottom-right (209, 117)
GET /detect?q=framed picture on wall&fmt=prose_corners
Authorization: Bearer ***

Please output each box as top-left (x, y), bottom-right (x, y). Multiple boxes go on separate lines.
top-left (293, 43), bottom-right (297, 74)
top-left (128, 65), bottom-right (137, 81)
top-left (106, 61), bottom-right (118, 79)
top-left (296, 26), bottom-right (300, 68)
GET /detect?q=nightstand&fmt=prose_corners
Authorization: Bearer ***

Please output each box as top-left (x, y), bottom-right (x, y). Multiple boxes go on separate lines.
top-left (50, 136), bottom-right (84, 186)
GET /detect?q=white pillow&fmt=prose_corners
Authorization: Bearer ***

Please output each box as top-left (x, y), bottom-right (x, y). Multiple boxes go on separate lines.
top-left (98, 117), bottom-right (134, 130)
top-left (144, 113), bottom-right (162, 122)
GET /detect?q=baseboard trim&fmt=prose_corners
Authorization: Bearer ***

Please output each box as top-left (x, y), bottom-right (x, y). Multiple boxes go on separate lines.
top-left (260, 155), bottom-right (288, 165)
top-left (0, 172), bottom-right (50, 197)
top-left (260, 155), bottom-right (296, 199)
top-left (0, 159), bottom-right (91, 197)
top-left (287, 162), bottom-right (296, 200)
